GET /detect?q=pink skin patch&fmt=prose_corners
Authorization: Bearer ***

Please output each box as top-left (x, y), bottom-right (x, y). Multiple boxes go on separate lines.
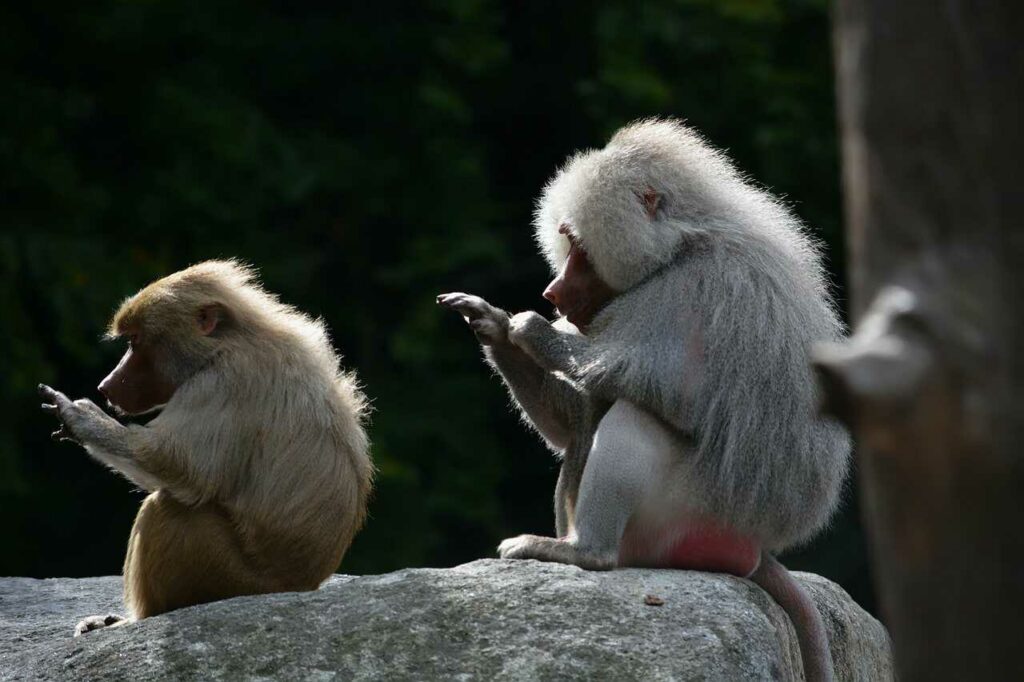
top-left (618, 518), bottom-right (761, 577)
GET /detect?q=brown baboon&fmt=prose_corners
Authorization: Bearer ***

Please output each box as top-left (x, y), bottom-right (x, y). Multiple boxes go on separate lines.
top-left (40, 260), bottom-right (373, 635)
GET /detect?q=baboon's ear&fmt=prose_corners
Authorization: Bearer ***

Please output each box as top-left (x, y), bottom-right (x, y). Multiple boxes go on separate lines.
top-left (197, 303), bottom-right (227, 336)
top-left (639, 187), bottom-right (662, 220)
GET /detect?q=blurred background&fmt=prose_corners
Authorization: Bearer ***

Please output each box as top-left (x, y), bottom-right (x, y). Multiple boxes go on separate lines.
top-left (0, 0), bottom-right (874, 614)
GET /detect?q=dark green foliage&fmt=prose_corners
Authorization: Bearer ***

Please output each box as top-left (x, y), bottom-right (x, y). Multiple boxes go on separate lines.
top-left (0, 0), bottom-right (872, 612)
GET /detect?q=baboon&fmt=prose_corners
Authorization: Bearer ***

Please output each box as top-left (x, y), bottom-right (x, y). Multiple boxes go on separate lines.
top-left (40, 260), bottom-right (373, 635)
top-left (439, 119), bottom-right (850, 681)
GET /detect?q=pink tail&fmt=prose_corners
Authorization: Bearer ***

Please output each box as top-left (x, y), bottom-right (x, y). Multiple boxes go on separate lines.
top-left (749, 552), bottom-right (835, 682)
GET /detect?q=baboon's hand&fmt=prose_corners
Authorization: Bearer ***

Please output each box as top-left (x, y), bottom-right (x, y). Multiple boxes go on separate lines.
top-left (437, 292), bottom-right (510, 346)
top-left (508, 311), bottom-right (552, 357)
top-left (39, 384), bottom-right (107, 445)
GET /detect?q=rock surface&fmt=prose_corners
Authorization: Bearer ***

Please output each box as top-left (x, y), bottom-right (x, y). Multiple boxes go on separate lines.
top-left (1, 559), bottom-right (891, 681)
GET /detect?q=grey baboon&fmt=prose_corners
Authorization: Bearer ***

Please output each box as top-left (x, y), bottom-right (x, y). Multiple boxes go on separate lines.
top-left (41, 260), bottom-right (373, 635)
top-left (439, 119), bottom-right (850, 681)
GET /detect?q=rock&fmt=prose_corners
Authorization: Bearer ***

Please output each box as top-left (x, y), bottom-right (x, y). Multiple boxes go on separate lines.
top-left (0, 559), bottom-right (892, 681)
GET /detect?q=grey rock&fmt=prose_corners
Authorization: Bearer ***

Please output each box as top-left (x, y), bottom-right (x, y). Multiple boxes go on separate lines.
top-left (0, 559), bottom-right (892, 681)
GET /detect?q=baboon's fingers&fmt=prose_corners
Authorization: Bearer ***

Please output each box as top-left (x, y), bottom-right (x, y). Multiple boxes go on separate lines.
top-left (437, 292), bottom-right (475, 310)
top-left (437, 292), bottom-right (490, 320)
top-left (38, 384), bottom-right (70, 408)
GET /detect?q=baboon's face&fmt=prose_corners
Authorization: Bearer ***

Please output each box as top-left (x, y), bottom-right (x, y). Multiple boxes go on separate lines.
top-left (542, 223), bottom-right (617, 331)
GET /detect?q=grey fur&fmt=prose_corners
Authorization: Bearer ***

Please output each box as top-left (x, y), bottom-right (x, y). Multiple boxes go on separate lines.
top-left (446, 118), bottom-right (851, 554)
top-left (441, 119), bottom-right (849, 681)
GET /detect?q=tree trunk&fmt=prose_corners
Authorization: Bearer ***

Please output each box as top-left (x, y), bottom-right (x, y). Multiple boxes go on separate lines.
top-left (820, 2), bottom-right (1024, 680)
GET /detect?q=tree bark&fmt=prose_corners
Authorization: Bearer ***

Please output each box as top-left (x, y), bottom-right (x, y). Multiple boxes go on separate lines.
top-left (820, 1), bottom-right (1024, 680)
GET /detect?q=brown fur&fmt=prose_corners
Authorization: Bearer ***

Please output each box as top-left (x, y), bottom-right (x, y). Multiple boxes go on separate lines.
top-left (41, 260), bottom-right (373, 627)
